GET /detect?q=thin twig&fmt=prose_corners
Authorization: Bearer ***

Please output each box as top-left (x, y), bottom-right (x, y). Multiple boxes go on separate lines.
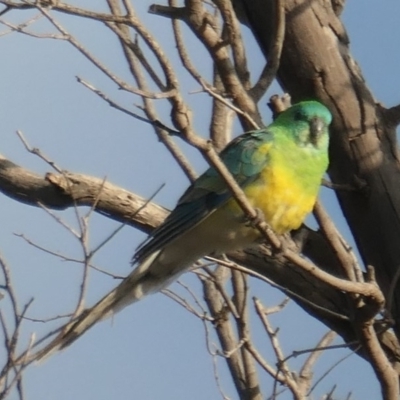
top-left (205, 256), bottom-right (349, 322)
top-left (76, 77), bottom-right (179, 134)
top-left (15, 130), bottom-right (63, 173)
top-left (253, 297), bottom-right (303, 399)
top-left (298, 331), bottom-right (337, 393)
top-left (308, 350), bottom-right (357, 396)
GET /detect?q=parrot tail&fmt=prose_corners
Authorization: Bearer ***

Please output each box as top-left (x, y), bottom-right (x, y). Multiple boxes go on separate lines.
top-left (34, 250), bottom-right (163, 361)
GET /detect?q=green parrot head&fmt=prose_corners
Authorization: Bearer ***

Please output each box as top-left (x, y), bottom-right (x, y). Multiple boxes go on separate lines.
top-left (274, 101), bottom-right (332, 151)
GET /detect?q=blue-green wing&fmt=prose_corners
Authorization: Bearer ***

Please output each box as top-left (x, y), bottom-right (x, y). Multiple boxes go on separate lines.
top-left (133, 129), bottom-right (273, 264)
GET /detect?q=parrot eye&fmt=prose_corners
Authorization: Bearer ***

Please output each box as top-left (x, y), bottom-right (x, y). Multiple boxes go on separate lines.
top-left (293, 110), bottom-right (306, 121)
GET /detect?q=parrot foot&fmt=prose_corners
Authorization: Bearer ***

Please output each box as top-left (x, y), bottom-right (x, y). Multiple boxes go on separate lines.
top-left (273, 234), bottom-right (298, 256)
top-left (278, 237), bottom-right (290, 255)
top-left (244, 207), bottom-right (265, 228)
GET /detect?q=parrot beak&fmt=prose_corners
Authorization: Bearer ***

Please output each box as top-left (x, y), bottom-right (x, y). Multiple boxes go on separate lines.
top-left (310, 117), bottom-right (325, 147)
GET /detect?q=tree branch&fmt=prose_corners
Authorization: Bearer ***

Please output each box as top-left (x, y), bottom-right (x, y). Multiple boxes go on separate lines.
top-left (0, 154), bottom-right (167, 231)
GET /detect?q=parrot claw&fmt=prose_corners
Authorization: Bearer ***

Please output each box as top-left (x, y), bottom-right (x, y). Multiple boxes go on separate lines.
top-left (244, 207), bottom-right (265, 228)
top-left (274, 234), bottom-right (298, 256)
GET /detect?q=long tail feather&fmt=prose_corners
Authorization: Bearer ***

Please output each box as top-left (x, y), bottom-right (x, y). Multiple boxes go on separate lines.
top-left (35, 251), bottom-right (161, 361)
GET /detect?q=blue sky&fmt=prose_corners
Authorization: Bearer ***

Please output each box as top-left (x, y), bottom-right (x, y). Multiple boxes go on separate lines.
top-left (0, 1), bottom-right (399, 399)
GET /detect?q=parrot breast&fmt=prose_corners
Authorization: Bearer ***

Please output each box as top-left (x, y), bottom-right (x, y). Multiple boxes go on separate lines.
top-left (224, 151), bottom-right (325, 234)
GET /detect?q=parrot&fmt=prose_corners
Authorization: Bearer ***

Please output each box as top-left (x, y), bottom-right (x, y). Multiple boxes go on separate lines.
top-left (36, 100), bottom-right (332, 358)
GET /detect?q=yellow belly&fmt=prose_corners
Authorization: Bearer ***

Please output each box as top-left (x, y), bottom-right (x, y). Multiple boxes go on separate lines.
top-left (225, 164), bottom-right (318, 234)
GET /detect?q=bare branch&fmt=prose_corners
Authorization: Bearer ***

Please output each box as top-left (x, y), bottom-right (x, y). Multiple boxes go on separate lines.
top-left (214, 0), bottom-right (250, 89)
top-left (249, 0), bottom-right (285, 101)
top-left (298, 331), bottom-right (337, 393)
top-left (202, 268), bottom-right (249, 398)
top-left (0, 153), bottom-right (168, 229)
top-left (209, 69), bottom-right (235, 151)
top-left (313, 201), bottom-right (363, 283)
top-left (308, 350), bottom-right (356, 396)
top-left (153, 0), bottom-right (262, 129)
top-left (231, 271), bottom-right (261, 399)
top-left (106, 2), bottom-right (197, 181)
top-left (0, 0), bottom-right (133, 24)
top-left (77, 77), bottom-right (179, 134)
top-left (355, 319), bottom-right (399, 400)
top-left (253, 297), bottom-right (304, 399)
